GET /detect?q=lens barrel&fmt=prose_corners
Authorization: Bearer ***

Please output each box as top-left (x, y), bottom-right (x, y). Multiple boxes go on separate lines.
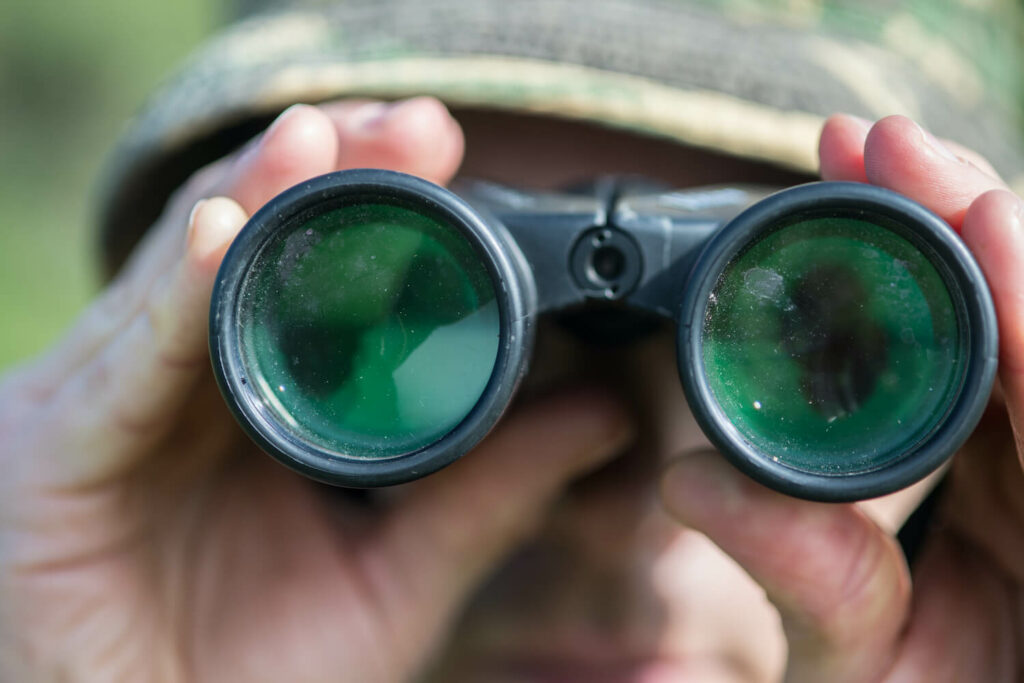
top-left (678, 182), bottom-right (997, 501)
top-left (210, 169), bottom-right (534, 487)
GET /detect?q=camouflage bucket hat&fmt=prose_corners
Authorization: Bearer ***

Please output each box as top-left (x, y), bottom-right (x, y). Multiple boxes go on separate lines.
top-left (97, 0), bottom-right (1024, 275)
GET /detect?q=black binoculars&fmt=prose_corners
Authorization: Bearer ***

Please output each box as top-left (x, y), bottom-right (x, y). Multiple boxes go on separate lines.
top-left (210, 169), bottom-right (997, 501)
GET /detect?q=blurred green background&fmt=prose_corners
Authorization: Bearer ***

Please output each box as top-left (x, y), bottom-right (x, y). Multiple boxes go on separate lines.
top-left (0, 1), bottom-right (227, 370)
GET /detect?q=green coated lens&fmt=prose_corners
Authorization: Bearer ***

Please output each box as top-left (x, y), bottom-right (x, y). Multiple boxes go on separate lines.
top-left (702, 215), bottom-right (965, 475)
top-left (237, 203), bottom-right (500, 459)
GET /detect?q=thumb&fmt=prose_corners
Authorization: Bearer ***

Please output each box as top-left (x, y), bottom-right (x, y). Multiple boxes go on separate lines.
top-left (661, 450), bottom-right (910, 683)
top-left (367, 386), bottom-right (634, 667)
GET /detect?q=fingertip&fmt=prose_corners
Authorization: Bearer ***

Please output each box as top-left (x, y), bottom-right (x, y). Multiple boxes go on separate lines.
top-left (863, 115), bottom-right (928, 186)
top-left (962, 188), bottom-right (1023, 245)
top-left (961, 188), bottom-right (1024, 287)
top-left (865, 115), bottom-right (1005, 229)
top-left (660, 449), bottom-right (748, 522)
top-left (186, 196), bottom-right (248, 271)
top-left (818, 113), bottom-right (871, 182)
top-left (333, 96), bottom-right (465, 184)
top-left (552, 386), bottom-right (638, 463)
top-left (394, 96), bottom-right (465, 183)
top-left (491, 385), bottom-right (637, 474)
top-left (345, 96), bottom-right (450, 137)
top-left (231, 103), bottom-right (340, 212)
top-left (864, 114), bottom-right (922, 154)
top-left (866, 114), bottom-right (965, 168)
top-left (262, 103), bottom-right (341, 172)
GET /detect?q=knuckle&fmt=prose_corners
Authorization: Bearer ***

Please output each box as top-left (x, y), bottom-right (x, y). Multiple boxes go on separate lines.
top-left (141, 278), bottom-right (206, 370)
top-left (89, 276), bottom-right (140, 331)
top-left (76, 347), bottom-right (115, 406)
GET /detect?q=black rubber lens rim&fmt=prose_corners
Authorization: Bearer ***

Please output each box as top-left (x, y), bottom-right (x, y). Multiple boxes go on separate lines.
top-left (678, 182), bottom-right (998, 502)
top-left (210, 169), bottom-right (532, 487)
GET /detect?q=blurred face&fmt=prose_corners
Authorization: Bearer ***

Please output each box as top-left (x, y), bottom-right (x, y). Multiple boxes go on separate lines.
top-left (420, 111), bottom-right (812, 682)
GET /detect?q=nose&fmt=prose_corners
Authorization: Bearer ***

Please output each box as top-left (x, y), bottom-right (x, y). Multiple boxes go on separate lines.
top-left (539, 327), bottom-right (714, 586)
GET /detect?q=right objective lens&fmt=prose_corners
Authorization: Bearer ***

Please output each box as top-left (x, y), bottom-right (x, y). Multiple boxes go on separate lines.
top-left (679, 182), bottom-right (997, 501)
top-left (701, 214), bottom-right (964, 475)
top-left (212, 170), bottom-right (535, 488)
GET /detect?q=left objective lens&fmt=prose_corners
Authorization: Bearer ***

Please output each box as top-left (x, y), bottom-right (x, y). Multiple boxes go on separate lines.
top-left (238, 203), bottom-right (500, 459)
top-left (212, 170), bottom-right (532, 487)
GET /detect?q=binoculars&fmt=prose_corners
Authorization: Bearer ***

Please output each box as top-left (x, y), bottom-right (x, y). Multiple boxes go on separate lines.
top-left (210, 169), bottom-right (997, 502)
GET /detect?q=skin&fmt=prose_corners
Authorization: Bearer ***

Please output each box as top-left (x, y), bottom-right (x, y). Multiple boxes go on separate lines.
top-left (0, 98), bottom-right (1023, 682)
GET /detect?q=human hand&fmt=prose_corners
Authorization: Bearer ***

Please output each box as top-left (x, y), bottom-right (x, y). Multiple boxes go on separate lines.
top-left (0, 98), bottom-right (635, 682)
top-left (660, 114), bottom-right (1024, 682)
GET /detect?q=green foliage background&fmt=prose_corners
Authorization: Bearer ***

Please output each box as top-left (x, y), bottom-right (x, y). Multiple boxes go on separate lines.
top-left (0, 1), bottom-right (225, 370)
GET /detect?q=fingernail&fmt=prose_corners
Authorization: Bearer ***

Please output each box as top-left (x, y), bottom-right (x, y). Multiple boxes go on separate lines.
top-left (347, 101), bottom-right (392, 133)
top-left (186, 199), bottom-right (213, 258)
top-left (187, 198), bottom-right (242, 262)
top-left (187, 199), bottom-right (207, 230)
top-left (913, 120), bottom-right (962, 163)
top-left (348, 97), bottom-right (450, 135)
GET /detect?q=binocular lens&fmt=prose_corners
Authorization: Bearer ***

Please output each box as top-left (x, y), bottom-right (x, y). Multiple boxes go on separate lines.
top-left (702, 216), bottom-right (964, 475)
top-left (215, 173), bottom-right (994, 498)
top-left (237, 203), bottom-right (500, 459)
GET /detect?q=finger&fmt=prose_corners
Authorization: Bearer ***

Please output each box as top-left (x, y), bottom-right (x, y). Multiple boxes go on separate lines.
top-left (320, 96), bottom-right (465, 185)
top-left (961, 189), bottom-right (1024, 458)
top-left (27, 97), bottom-right (467, 480)
top-left (863, 115), bottom-right (1008, 230)
top-left (661, 451), bottom-right (910, 683)
top-left (38, 198), bottom-right (248, 485)
top-left (818, 114), bottom-right (871, 183)
top-left (218, 103), bottom-right (342, 215)
top-left (45, 97), bottom-right (465, 487)
top-left (26, 97), bottom-right (465, 394)
top-left (818, 114), bottom-right (1001, 186)
top-left (365, 387), bottom-right (634, 670)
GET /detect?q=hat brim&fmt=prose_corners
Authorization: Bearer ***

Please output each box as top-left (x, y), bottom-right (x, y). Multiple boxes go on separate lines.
top-left (96, 1), bottom-right (1024, 274)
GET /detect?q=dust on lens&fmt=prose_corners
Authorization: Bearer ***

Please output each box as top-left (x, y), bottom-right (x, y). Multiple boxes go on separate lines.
top-left (702, 215), bottom-right (965, 474)
top-left (237, 203), bottom-right (500, 459)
